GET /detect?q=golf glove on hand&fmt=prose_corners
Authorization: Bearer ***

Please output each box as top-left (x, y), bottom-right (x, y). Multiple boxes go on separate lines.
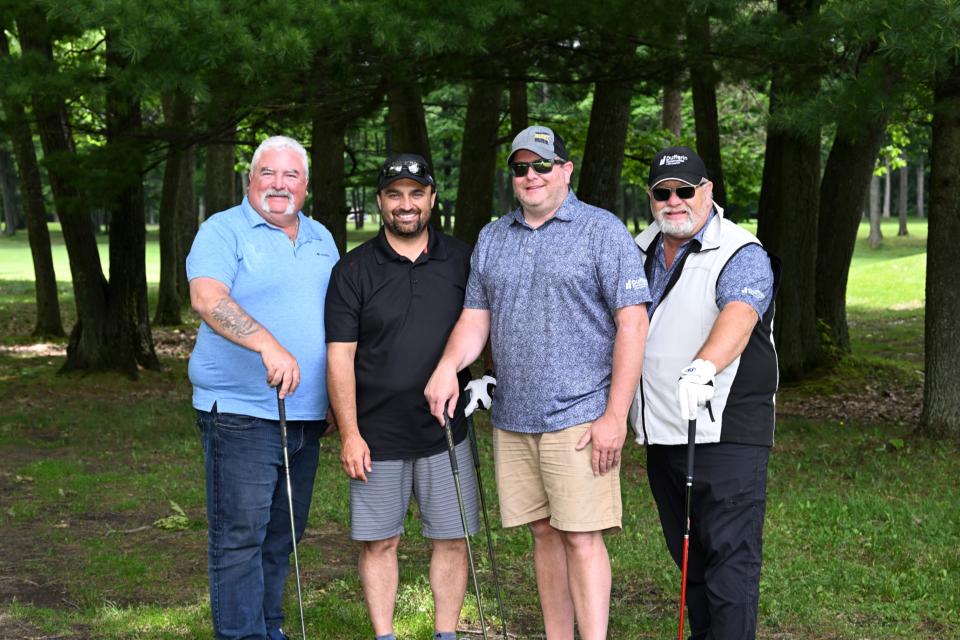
top-left (677, 359), bottom-right (716, 421)
top-left (464, 372), bottom-right (496, 417)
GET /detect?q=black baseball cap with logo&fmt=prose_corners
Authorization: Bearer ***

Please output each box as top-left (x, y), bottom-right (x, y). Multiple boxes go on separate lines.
top-left (378, 153), bottom-right (436, 191)
top-left (648, 146), bottom-right (709, 187)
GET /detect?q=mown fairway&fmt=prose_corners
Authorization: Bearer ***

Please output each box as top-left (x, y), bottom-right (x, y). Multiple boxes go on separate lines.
top-left (0, 219), bottom-right (956, 639)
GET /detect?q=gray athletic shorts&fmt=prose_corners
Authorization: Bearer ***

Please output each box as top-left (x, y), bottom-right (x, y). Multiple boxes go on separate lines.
top-left (350, 438), bottom-right (481, 541)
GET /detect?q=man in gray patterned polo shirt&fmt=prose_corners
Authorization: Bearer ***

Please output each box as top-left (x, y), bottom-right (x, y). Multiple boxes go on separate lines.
top-left (425, 125), bottom-right (650, 640)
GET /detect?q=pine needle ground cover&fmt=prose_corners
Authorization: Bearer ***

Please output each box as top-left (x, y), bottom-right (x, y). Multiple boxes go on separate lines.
top-left (0, 220), bottom-right (956, 639)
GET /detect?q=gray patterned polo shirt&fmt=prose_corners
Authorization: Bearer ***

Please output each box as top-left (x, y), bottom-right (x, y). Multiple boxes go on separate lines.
top-left (464, 191), bottom-right (651, 433)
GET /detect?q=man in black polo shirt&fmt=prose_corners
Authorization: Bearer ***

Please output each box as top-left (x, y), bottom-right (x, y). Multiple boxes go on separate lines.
top-left (325, 154), bottom-right (479, 640)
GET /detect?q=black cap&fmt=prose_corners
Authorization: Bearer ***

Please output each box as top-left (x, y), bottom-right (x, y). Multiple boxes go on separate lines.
top-left (378, 153), bottom-right (435, 191)
top-left (648, 146), bottom-right (709, 187)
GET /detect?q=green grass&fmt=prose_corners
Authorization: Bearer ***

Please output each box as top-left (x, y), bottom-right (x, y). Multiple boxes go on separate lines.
top-left (1, 216), bottom-right (955, 639)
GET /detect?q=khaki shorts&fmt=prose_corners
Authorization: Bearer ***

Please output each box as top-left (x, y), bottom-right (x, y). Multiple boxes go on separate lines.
top-left (493, 423), bottom-right (622, 532)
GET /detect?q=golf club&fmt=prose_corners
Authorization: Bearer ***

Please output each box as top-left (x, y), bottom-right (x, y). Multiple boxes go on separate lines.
top-left (677, 415), bottom-right (697, 640)
top-left (443, 413), bottom-right (488, 640)
top-left (277, 388), bottom-right (307, 640)
top-left (466, 413), bottom-right (509, 640)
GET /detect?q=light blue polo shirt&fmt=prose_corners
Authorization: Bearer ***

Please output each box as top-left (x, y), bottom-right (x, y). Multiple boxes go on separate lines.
top-left (187, 197), bottom-right (338, 421)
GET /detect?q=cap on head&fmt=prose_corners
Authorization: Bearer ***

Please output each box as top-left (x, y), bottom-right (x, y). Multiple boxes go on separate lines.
top-left (648, 146), bottom-right (709, 188)
top-left (508, 125), bottom-right (569, 163)
top-left (378, 153), bottom-right (435, 191)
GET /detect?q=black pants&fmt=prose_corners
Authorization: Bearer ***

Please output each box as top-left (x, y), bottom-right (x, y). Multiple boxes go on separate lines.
top-left (647, 442), bottom-right (770, 640)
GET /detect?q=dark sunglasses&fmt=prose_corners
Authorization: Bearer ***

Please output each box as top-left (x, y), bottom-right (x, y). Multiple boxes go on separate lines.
top-left (650, 183), bottom-right (704, 202)
top-left (380, 159), bottom-right (432, 180)
top-left (508, 159), bottom-right (560, 178)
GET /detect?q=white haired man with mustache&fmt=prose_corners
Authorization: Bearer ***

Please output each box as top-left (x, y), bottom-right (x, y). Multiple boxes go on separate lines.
top-left (188, 136), bottom-right (339, 640)
top-left (633, 146), bottom-right (781, 639)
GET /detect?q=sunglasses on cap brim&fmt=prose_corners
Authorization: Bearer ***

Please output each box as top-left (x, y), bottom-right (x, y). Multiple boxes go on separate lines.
top-left (380, 160), bottom-right (432, 181)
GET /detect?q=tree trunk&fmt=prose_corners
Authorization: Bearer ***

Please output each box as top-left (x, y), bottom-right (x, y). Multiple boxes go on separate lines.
top-left (882, 156), bottom-right (891, 217)
top-left (387, 80), bottom-right (434, 167)
top-left (687, 11), bottom-right (727, 209)
top-left (509, 62), bottom-right (528, 136)
top-left (18, 9), bottom-right (110, 365)
top-left (99, 33), bottom-right (160, 376)
top-left (815, 119), bottom-right (885, 353)
top-left (897, 154), bottom-right (909, 235)
top-left (756, 0), bottom-right (822, 381)
top-left (868, 173), bottom-right (883, 247)
top-left (454, 80), bottom-right (503, 247)
top-left (922, 63), bottom-right (960, 437)
top-left (154, 92), bottom-right (191, 326)
top-left (0, 146), bottom-right (21, 236)
top-left (916, 154), bottom-right (925, 218)
top-left (577, 78), bottom-right (633, 213)
top-left (177, 139), bottom-right (197, 304)
top-left (310, 115), bottom-right (348, 256)
top-left (661, 84), bottom-right (682, 137)
top-left (0, 30), bottom-right (63, 336)
top-left (204, 134), bottom-right (236, 217)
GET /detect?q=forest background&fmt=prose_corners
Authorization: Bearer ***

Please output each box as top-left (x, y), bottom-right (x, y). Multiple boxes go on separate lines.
top-left (0, 0), bottom-right (958, 638)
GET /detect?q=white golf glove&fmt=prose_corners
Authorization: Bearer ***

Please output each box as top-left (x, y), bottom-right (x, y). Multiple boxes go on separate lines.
top-left (464, 372), bottom-right (496, 417)
top-left (677, 359), bottom-right (716, 421)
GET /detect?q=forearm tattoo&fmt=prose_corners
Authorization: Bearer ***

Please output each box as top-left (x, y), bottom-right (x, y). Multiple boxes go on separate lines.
top-left (210, 298), bottom-right (261, 338)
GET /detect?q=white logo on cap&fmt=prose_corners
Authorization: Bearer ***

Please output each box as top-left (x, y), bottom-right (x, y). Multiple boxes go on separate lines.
top-left (660, 154), bottom-right (688, 166)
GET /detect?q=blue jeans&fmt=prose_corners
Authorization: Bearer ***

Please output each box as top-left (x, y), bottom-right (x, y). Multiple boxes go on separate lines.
top-left (197, 405), bottom-right (322, 640)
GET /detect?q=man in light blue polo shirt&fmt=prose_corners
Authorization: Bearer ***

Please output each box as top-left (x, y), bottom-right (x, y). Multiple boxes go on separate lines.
top-left (187, 135), bottom-right (338, 640)
top-left (426, 126), bottom-right (650, 640)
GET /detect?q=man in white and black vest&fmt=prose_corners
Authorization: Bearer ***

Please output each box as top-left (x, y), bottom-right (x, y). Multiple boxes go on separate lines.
top-left (632, 146), bottom-right (781, 640)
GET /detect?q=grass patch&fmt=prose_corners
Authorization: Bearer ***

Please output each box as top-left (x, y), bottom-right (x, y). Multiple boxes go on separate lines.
top-left (1, 216), bottom-right (954, 638)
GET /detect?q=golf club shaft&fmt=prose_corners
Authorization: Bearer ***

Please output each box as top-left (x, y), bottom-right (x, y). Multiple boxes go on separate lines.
top-left (444, 415), bottom-right (488, 640)
top-left (468, 415), bottom-right (508, 639)
top-left (278, 392), bottom-right (308, 640)
top-left (678, 417), bottom-right (697, 640)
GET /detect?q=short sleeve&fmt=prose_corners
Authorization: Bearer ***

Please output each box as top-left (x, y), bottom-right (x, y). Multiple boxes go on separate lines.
top-left (463, 233), bottom-right (489, 310)
top-left (324, 259), bottom-right (362, 342)
top-left (596, 220), bottom-right (652, 311)
top-left (716, 244), bottom-right (774, 318)
top-left (186, 217), bottom-right (240, 288)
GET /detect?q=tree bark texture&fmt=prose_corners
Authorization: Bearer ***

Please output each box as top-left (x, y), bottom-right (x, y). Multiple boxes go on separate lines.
top-left (687, 11), bottom-right (727, 209)
top-left (0, 146), bottom-right (21, 235)
top-left (0, 30), bottom-right (64, 336)
top-left (177, 140), bottom-right (197, 304)
top-left (661, 84), bottom-right (683, 137)
top-left (387, 81), bottom-right (434, 167)
top-left (756, 0), bottom-right (822, 380)
top-left (453, 80), bottom-right (503, 247)
top-left (868, 173), bottom-right (883, 247)
top-left (97, 34), bottom-right (159, 377)
top-left (578, 78), bottom-right (633, 214)
top-left (204, 136), bottom-right (236, 217)
top-left (310, 116), bottom-right (348, 256)
top-left (897, 155), bottom-right (908, 235)
top-left (882, 157), bottom-right (891, 218)
top-left (815, 120), bottom-right (885, 353)
top-left (18, 9), bottom-right (110, 363)
top-left (922, 64), bottom-right (960, 437)
top-left (509, 61), bottom-right (528, 136)
top-left (916, 155), bottom-right (925, 218)
top-left (154, 92), bottom-right (192, 326)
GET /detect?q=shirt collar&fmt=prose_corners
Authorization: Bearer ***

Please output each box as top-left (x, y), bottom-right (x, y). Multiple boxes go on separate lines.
top-left (374, 226), bottom-right (446, 264)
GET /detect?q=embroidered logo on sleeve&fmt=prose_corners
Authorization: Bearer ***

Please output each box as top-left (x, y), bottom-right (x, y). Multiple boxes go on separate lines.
top-left (625, 278), bottom-right (646, 290)
top-left (741, 287), bottom-right (765, 299)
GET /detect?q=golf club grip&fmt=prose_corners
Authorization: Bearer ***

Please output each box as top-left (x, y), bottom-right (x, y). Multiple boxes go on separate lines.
top-left (686, 418), bottom-right (696, 477)
top-left (276, 389), bottom-right (289, 449)
top-left (443, 414), bottom-right (459, 473)
top-left (467, 415), bottom-right (481, 469)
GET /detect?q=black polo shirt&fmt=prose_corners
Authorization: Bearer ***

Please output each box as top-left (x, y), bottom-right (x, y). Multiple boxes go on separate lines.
top-left (325, 227), bottom-right (472, 460)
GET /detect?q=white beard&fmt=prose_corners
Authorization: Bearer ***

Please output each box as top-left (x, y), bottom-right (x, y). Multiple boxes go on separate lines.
top-left (655, 208), bottom-right (696, 237)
